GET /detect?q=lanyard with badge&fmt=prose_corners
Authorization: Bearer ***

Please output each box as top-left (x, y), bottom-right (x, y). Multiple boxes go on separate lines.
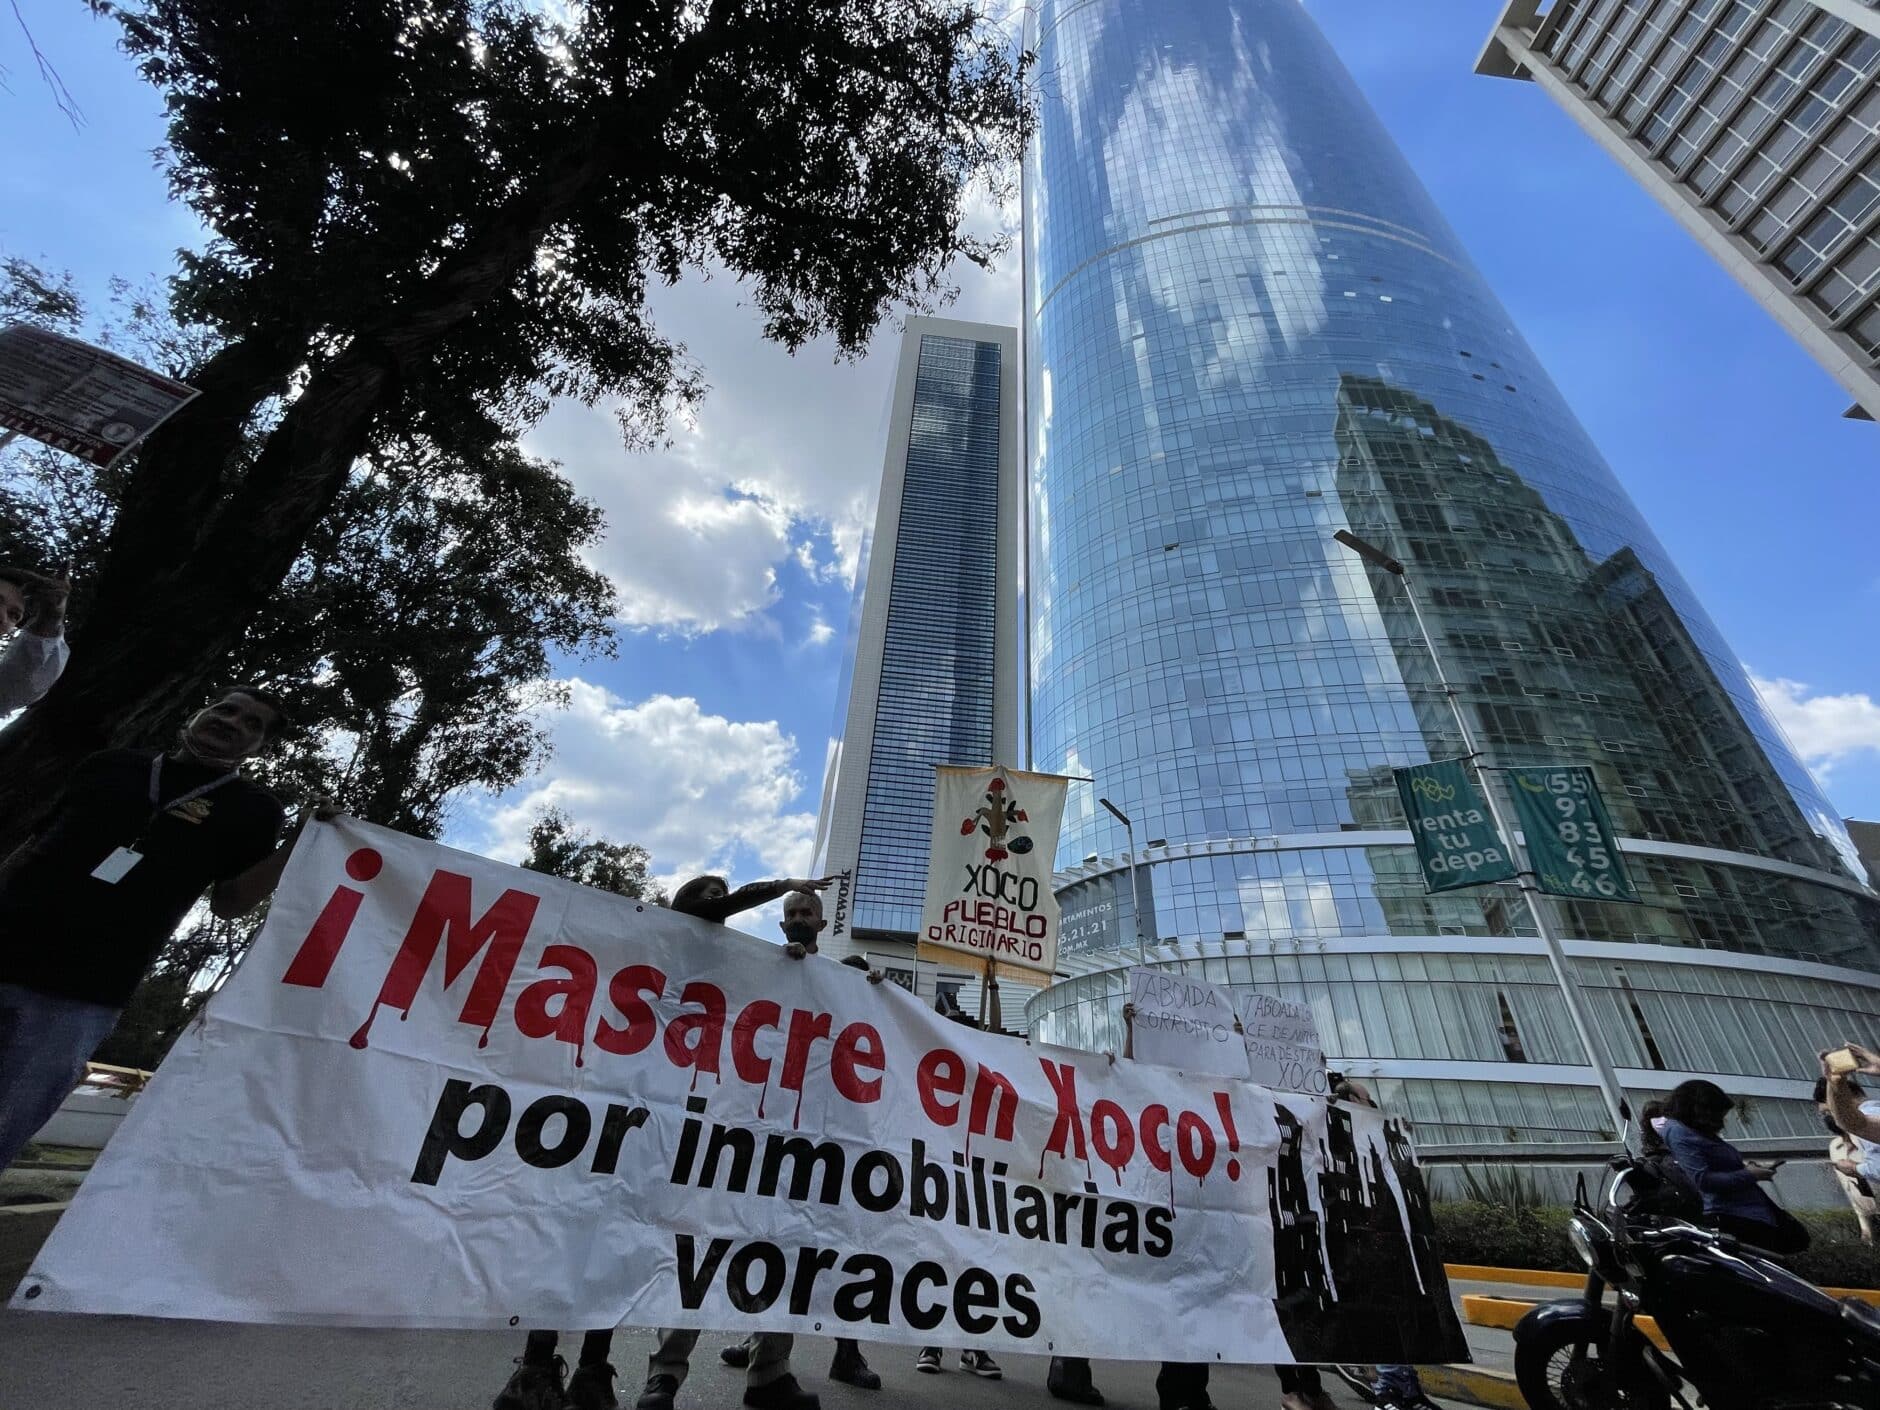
top-left (90, 753), bottom-right (240, 884)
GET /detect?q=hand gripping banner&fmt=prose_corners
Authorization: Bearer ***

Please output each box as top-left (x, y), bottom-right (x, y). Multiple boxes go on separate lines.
top-left (13, 820), bottom-right (1467, 1366)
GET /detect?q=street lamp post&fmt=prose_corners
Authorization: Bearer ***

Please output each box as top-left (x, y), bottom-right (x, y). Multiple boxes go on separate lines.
top-left (1334, 529), bottom-right (1633, 1140)
top-left (1098, 796), bottom-right (1149, 964)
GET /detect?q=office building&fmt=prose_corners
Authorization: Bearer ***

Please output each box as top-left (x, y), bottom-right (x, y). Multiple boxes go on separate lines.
top-left (1479, 0), bottom-right (1880, 419)
top-left (1020, 0), bottom-right (1880, 1156)
top-left (1851, 818), bottom-right (1880, 887)
top-left (810, 318), bottom-right (1021, 1000)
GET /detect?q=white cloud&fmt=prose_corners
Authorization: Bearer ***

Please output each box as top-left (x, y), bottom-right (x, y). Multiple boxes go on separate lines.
top-left (522, 171), bottom-right (1022, 636)
top-left (805, 614), bottom-right (836, 648)
top-left (1749, 672), bottom-right (1880, 778)
top-left (469, 680), bottom-right (818, 915)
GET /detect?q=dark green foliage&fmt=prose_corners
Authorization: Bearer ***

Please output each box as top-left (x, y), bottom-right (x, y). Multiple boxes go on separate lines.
top-left (522, 806), bottom-right (665, 902)
top-left (1432, 1201), bottom-right (1880, 1291)
top-left (0, 0), bottom-right (1030, 855)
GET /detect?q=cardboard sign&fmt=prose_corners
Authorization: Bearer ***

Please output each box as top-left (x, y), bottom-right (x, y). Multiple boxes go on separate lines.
top-left (0, 325), bottom-right (197, 467)
top-left (1127, 967), bottom-right (1249, 1077)
top-left (1237, 992), bottom-right (1327, 1096)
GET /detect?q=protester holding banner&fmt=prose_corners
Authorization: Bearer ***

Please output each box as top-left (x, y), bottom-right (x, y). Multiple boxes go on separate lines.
top-left (0, 685), bottom-right (309, 1174)
top-left (18, 817), bottom-right (1468, 1378)
top-left (721, 915), bottom-right (885, 1395)
top-left (915, 983), bottom-right (1006, 1385)
top-left (500, 872), bottom-right (836, 1410)
top-left (0, 562), bottom-right (71, 711)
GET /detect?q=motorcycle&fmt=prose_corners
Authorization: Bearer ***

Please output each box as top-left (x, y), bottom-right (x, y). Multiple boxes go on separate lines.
top-left (1513, 1158), bottom-right (1880, 1410)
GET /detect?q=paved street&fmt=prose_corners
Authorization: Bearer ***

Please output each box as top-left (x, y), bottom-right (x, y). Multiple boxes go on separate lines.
top-left (0, 1318), bottom-right (1477, 1410)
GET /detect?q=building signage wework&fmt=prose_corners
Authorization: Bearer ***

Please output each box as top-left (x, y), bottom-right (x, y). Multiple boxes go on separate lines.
top-left (918, 764), bottom-right (1068, 977)
top-left (1393, 759), bottom-right (1516, 894)
top-left (829, 868), bottom-right (854, 937)
top-left (1508, 766), bottom-right (1639, 904)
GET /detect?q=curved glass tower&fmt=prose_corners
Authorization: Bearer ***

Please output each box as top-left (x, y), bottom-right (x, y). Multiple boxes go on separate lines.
top-left (1022, 0), bottom-right (1880, 1157)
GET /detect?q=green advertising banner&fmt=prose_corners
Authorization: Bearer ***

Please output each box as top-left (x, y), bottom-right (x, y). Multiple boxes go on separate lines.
top-left (1394, 759), bottom-right (1517, 893)
top-left (1509, 766), bottom-right (1640, 903)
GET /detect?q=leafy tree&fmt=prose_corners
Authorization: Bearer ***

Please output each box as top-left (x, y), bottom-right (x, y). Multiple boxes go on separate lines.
top-left (1, 259), bottom-right (617, 838)
top-left (522, 806), bottom-right (665, 902)
top-left (0, 0), bottom-right (1030, 855)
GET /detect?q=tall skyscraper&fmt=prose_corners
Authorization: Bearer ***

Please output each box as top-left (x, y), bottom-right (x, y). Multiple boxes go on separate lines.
top-left (811, 317), bottom-right (1021, 998)
top-left (1478, 0), bottom-right (1880, 419)
top-left (1021, 0), bottom-right (1880, 1150)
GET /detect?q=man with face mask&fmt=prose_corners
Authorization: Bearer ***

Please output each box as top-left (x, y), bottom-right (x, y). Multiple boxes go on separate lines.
top-left (0, 685), bottom-right (327, 1173)
top-left (0, 563), bottom-right (72, 712)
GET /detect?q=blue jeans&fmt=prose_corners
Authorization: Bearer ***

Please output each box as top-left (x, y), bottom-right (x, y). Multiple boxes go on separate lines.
top-left (1375, 1364), bottom-right (1427, 1399)
top-left (0, 983), bottom-right (121, 1170)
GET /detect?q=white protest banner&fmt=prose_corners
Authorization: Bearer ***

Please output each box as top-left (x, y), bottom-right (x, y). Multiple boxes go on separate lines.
top-left (1127, 967), bottom-right (1250, 1079)
top-left (13, 821), bottom-right (1467, 1367)
top-left (918, 764), bottom-right (1068, 980)
top-left (0, 324), bottom-right (198, 467)
top-left (1237, 992), bottom-right (1328, 1097)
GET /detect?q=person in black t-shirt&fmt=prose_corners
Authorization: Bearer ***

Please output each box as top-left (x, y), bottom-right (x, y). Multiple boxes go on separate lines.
top-left (0, 685), bottom-right (318, 1172)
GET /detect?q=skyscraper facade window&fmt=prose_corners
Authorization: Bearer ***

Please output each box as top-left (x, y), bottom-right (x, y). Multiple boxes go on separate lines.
top-left (811, 318), bottom-right (1021, 995)
top-left (1022, 0), bottom-right (1880, 1151)
top-left (1479, 0), bottom-right (1880, 420)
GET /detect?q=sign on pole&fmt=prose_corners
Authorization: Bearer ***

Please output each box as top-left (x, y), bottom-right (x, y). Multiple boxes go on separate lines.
top-left (1126, 969), bottom-right (1328, 1095)
top-left (1508, 766), bottom-right (1639, 903)
top-left (1393, 759), bottom-right (1516, 893)
top-left (918, 764), bottom-right (1068, 981)
top-left (1127, 967), bottom-right (1248, 1077)
top-left (0, 324), bottom-right (198, 467)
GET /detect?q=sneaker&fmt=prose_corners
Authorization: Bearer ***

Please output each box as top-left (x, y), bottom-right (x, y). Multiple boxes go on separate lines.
top-left (495, 1356), bottom-right (569, 1410)
top-left (915, 1348), bottom-right (943, 1374)
top-left (743, 1373), bottom-right (820, 1410)
top-left (1046, 1357), bottom-right (1105, 1405)
top-left (722, 1340), bottom-right (754, 1369)
top-left (568, 1362), bottom-right (619, 1410)
top-left (960, 1351), bottom-right (1003, 1379)
top-left (829, 1343), bottom-right (881, 1390)
top-left (634, 1373), bottom-right (679, 1410)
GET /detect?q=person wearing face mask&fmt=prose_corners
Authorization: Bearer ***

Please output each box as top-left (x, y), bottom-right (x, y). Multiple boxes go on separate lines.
top-left (498, 872), bottom-right (834, 1410)
top-left (0, 563), bottom-right (72, 712)
top-left (1815, 1076), bottom-right (1876, 1242)
top-left (0, 685), bottom-right (324, 1173)
top-left (1660, 1079), bottom-right (1809, 1255)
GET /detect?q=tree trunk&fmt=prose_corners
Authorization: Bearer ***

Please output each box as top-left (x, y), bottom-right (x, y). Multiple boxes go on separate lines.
top-left (0, 13), bottom-right (731, 855)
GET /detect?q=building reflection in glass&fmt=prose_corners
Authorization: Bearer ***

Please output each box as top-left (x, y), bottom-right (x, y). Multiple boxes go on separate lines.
top-left (1021, 0), bottom-right (1880, 1147)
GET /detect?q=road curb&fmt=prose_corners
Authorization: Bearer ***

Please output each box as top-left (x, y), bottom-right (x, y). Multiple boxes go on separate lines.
top-left (1444, 1262), bottom-right (1583, 1289)
top-left (1419, 1364), bottom-right (1526, 1409)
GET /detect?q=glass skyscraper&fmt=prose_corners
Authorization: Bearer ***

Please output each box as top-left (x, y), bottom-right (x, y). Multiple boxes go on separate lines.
top-left (812, 318), bottom-right (1020, 997)
top-left (1021, 0), bottom-right (1880, 1154)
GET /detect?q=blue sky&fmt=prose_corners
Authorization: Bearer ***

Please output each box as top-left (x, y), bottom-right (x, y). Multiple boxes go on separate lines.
top-left (2, 1), bottom-right (1877, 898)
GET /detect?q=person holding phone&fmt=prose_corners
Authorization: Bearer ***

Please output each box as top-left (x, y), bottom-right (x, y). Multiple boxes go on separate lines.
top-left (1660, 1079), bottom-right (1809, 1254)
top-left (0, 563), bottom-right (71, 711)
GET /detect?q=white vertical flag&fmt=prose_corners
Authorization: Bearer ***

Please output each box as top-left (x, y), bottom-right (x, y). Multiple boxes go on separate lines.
top-left (917, 764), bottom-right (1068, 980)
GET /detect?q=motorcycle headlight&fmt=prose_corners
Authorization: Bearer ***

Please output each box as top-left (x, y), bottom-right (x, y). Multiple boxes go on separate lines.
top-left (1568, 1217), bottom-right (1601, 1272)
